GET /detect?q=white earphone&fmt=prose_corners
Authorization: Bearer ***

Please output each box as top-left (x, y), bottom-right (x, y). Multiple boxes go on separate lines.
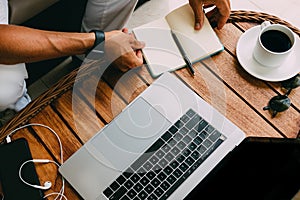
top-left (32, 180), bottom-right (52, 190)
top-left (19, 159), bottom-right (55, 190)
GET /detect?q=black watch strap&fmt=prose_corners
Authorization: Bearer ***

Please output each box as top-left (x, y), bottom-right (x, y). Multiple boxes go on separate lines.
top-left (90, 30), bottom-right (105, 49)
top-left (86, 30), bottom-right (105, 58)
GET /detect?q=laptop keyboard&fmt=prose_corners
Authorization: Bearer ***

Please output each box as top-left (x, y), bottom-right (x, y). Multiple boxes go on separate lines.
top-left (103, 109), bottom-right (226, 200)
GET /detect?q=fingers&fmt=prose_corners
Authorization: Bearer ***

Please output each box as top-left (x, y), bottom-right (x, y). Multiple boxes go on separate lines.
top-left (189, 0), bottom-right (231, 30)
top-left (114, 50), bottom-right (144, 72)
top-left (104, 29), bottom-right (145, 72)
top-left (214, 0), bottom-right (231, 29)
top-left (189, 0), bottom-right (205, 30)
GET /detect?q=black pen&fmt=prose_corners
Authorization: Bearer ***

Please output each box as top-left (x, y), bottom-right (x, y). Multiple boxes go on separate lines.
top-left (171, 30), bottom-right (195, 76)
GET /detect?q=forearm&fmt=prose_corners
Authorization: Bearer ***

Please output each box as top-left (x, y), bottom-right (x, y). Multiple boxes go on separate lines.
top-left (0, 25), bottom-right (95, 64)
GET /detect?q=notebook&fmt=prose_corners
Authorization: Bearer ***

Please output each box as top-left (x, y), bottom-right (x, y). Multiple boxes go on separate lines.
top-left (59, 72), bottom-right (246, 200)
top-left (132, 4), bottom-right (224, 78)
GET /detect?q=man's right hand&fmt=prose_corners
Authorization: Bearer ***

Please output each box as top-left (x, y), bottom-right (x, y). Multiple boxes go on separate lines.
top-left (104, 29), bottom-right (145, 72)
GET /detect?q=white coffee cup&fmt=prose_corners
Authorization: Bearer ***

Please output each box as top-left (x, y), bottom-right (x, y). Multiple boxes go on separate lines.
top-left (253, 21), bottom-right (296, 68)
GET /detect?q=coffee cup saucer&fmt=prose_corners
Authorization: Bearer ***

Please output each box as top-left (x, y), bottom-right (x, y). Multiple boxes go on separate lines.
top-left (236, 25), bottom-right (299, 82)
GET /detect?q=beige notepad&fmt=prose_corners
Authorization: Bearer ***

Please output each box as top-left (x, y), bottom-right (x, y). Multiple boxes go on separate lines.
top-left (132, 4), bottom-right (224, 77)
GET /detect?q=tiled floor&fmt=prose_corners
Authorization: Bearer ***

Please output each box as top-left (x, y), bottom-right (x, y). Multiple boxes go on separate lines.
top-left (28, 0), bottom-right (300, 99)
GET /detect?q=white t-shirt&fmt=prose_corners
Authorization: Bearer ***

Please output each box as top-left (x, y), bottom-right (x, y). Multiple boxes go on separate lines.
top-left (81, 0), bottom-right (138, 32)
top-left (0, 0), bottom-right (28, 111)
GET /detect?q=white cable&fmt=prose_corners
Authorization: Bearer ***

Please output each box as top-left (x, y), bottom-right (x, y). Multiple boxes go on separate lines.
top-left (44, 192), bottom-right (68, 200)
top-left (6, 123), bottom-right (67, 200)
top-left (6, 123), bottom-right (64, 165)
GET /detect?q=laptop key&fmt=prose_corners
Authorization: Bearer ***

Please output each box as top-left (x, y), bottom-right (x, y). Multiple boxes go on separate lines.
top-left (103, 187), bottom-right (113, 198)
top-left (196, 119), bottom-right (208, 132)
top-left (199, 131), bottom-right (209, 140)
top-left (179, 163), bottom-right (189, 172)
top-left (157, 171), bottom-right (167, 181)
top-left (146, 171), bottom-right (156, 180)
top-left (203, 139), bottom-right (213, 149)
top-left (143, 161), bottom-right (153, 171)
top-left (155, 149), bottom-right (165, 159)
top-left (167, 174), bottom-right (176, 185)
top-left (180, 114), bottom-right (189, 123)
top-left (109, 186), bottom-right (127, 200)
top-left (163, 166), bottom-right (173, 175)
top-left (116, 175), bottom-right (126, 185)
top-left (186, 109), bottom-right (196, 117)
top-left (145, 184), bottom-right (154, 194)
top-left (140, 176), bottom-right (150, 186)
top-left (161, 131), bottom-right (172, 142)
top-left (182, 135), bottom-right (192, 144)
top-left (168, 125), bottom-right (178, 134)
top-left (138, 190), bottom-right (147, 200)
top-left (148, 194), bottom-right (158, 200)
top-left (124, 179), bottom-right (134, 189)
top-left (133, 182), bottom-right (143, 191)
top-left (186, 115), bottom-right (201, 130)
top-left (170, 160), bottom-right (179, 169)
top-left (188, 142), bottom-right (197, 151)
top-left (154, 187), bottom-right (164, 197)
top-left (145, 138), bottom-right (165, 153)
top-left (179, 126), bottom-right (189, 135)
top-left (185, 157), bottom-right (195, 165)
top-left (205, 125), bottom-right (215, 133)
top-left (176, 154), bottom-right (185, 163)
top-left (191, 151), bottom-right (200, 160)
top-left (161, 181), bottom-right (171, 191)
top-left (209, 130), bottom-right (222, 142)
top-left (177, 141), bottom-right (186, 150)
top-left (165, 152), bottom-right (174, 162)
top-left (151, 177), bottom-right (160, 187)
top-left (127, 189), bottom-right (137, 199)
top-left (197, 145), bottom-right (207, 154)
top-left (170, 146), bottom-right (180, 156)
top-left (193, 136), bottom-right (203, 145)
top-left (120, 195), bottom-right (130, 200)
top-left (110, 181), bottom-right (120, 191)
top-left (175, 120), bottom-right (184, 128)
top-left (173, 169), bottom-right (183, 178)
top-left (130, 174), bottom-right (140, 183)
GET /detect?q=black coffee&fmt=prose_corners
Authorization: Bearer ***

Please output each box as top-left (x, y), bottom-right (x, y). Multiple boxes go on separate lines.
top-left (260, 30), bottom-right (292, 53)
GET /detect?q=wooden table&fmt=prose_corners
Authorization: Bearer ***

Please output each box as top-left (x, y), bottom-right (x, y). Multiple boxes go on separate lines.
top-left (1, 11), bottom-right (300, 199)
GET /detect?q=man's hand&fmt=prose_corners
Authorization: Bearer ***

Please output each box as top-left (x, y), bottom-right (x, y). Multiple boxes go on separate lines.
top-left (104, 28), bottom-right (145, 72)
top-left (189, 0), bottom-right (231, 30)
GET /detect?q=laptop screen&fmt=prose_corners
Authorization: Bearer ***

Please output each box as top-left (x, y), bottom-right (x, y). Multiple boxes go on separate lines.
top-left (185, 137), bottom-right (300, 200)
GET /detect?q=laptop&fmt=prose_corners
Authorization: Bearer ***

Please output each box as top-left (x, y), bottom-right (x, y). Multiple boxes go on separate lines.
top-left (59, 72), bottom-right (250, 199)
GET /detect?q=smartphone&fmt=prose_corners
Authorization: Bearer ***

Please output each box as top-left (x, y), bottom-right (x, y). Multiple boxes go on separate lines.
top-left (0, 138), bottom-right (44, 200)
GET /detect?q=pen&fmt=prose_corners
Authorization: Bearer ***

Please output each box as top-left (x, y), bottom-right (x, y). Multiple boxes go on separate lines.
top-left (171, 30), bottom-right (195, 76)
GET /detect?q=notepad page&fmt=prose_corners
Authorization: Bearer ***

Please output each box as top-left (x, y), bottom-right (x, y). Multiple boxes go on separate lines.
top-left (132, 3), bottom-right (224, 77)
top-left (165, 4), bottom-right (223, 60)
top-left (133, 19), bottom-right (185, 77)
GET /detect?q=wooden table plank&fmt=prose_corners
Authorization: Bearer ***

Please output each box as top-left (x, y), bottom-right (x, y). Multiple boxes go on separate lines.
top-left (52, 90), bottom-right (104, 143)
top-left (77, 74), bottom-right (127, 124)
top-left (103, 67), bottom-right (149, 104)
top-left (29, 106), bottom-right (82, 161)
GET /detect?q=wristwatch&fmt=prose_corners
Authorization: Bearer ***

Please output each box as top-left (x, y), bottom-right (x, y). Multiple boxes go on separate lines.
top-left (86, 30), bottom-right (105, 57)
top-left (90, 30), bottom-right (105, 49)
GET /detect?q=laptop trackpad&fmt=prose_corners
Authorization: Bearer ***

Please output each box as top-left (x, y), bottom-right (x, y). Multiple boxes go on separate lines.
top-left (87, 97), bottom-right (171, 171)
